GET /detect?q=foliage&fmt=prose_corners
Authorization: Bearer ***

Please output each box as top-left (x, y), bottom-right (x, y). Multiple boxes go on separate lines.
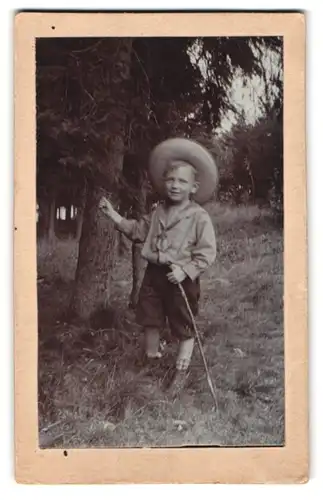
top-left (36, 36), bottom-right (283, 212)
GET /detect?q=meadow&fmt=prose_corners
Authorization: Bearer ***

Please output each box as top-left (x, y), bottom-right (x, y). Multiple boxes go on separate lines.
top-left (37, 203), bottom-right (284, 448)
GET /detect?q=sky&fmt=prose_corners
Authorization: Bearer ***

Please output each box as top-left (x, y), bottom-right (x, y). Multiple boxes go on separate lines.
top-left (195, 41), bottom-right (283, 135)
top-left (218, 73), bottom-right (266, 133)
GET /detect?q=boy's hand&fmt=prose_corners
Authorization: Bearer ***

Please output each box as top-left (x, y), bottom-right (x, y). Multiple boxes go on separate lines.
top-left (99, 196), bottom-right (115, 217)
top-left (99, 196), bottom-right (123, 225)
top-left (167, 265), bottom-right (186, 284)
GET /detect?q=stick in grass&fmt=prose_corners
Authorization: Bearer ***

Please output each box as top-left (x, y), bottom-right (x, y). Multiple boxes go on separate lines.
top-left (178, 283), bottom-right (219, 412)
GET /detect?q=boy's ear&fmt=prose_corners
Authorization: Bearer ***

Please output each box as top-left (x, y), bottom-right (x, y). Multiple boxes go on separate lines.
top-left (191, 181), bottom-right (199, 194)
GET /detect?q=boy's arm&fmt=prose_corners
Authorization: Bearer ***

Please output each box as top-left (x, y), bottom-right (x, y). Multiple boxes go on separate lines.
top-left (100, 196), bottom-right (151, 243)
top-left (116, 214), bottom-right (151, 243)
top-left (182, 213), bottom-right (217, 281)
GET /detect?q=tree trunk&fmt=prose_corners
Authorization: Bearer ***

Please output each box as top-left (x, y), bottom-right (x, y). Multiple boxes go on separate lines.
top-left (69, 38), bottom-right (133, 321)
top-left (48, 197), bottom-right (56, 242)
top-left (66, 204), bottom-right (71, 222)
top-left (75, 184), bottom-right (87, 241)
top-left (129, 179), bottom-right (148, 309)
top-left (121, 154), bottom-right (149, 309)
top-left (76, 210), bottom-right (84, 241)
top-left (70, 182), bottom-right (118, 320)
top-left (37, 197), bottom-right (50, 239)
top-left (129, 242), bottom-right (146, 309)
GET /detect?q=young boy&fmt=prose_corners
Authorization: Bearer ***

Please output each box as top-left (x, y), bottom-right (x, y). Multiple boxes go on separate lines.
top-left (99, 158), bottom-right (217, 391)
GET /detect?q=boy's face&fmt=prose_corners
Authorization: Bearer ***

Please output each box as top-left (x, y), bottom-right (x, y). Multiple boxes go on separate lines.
top-left (164, 164), bottom-right (198, 204)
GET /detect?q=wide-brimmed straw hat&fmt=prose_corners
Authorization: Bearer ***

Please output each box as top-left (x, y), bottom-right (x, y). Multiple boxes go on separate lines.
top-left (148, 138), bottom-right (218, 205)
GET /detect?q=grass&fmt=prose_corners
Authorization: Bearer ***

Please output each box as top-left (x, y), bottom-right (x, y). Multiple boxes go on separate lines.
top-left (37, 203), bottom-right (284, 448)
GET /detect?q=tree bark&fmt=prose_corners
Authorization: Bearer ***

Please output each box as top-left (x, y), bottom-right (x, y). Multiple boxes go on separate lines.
top-left (121, 154), bottom-right (149, 309)
top-left (129, 242), bottom-right (146, 309)
top-left (129, 177), bottom-right (148, 309)
top-left (70, 182), bottom-right (118, 320)
top-left (76, 210), bottom-right (84, 241)
top-left (75, 184), bottom-right (87, 241)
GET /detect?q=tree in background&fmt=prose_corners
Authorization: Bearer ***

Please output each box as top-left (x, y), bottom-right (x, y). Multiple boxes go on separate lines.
top-left (37, 38), bottom-right (133, 320)
top-left (216, 40), bottom-right (283, 223)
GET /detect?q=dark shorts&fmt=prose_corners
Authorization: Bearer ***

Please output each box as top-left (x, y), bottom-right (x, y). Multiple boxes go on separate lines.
top-left (136, 264), bottom-right (200, 340)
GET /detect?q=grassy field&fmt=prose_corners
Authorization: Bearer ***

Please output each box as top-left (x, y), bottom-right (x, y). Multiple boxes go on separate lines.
top-left (37, 203), bottom-right (284, 448)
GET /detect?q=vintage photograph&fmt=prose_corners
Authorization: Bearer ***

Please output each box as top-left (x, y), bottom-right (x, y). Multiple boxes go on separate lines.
top-left (36, 35), bottom-right (284, 449)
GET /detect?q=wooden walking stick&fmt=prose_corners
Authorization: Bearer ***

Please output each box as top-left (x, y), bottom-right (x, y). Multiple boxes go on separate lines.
top-left (178, 283), bottom-right (219, 411)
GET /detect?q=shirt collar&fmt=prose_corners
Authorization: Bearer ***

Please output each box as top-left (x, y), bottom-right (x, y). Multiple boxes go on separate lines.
top-left (156, 200), bottom-right (200, 230)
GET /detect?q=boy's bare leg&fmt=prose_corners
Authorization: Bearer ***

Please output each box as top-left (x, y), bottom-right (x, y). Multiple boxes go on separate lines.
top-left (145, 327), bottom-right (162, 359)
top-left (176, 338), bottom-right (195, 371)
top-left (167, 338), bottom-right (194, 397)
